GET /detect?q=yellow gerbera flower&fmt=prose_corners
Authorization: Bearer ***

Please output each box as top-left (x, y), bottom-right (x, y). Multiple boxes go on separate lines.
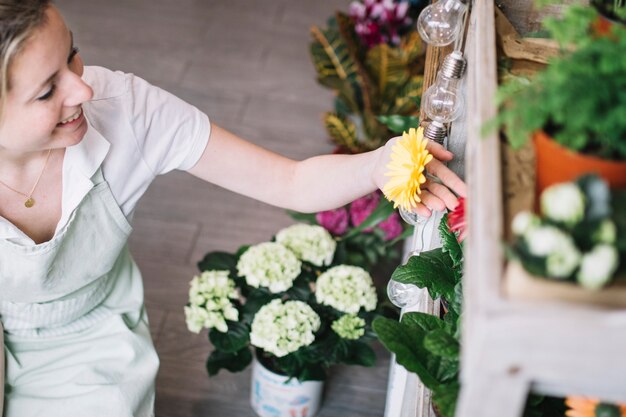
top-left (565, 397), bottom-right (626, 417)
top-left (383, 127), bottom-right (433, 211)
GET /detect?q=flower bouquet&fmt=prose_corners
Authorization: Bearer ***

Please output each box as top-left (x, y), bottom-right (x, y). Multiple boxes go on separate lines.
top-left (185, 223), bottom-right (382, 383)
top-left (288, 190), bottom-right (412, 271)
top-left (506, 175), bottom-right (626, 301)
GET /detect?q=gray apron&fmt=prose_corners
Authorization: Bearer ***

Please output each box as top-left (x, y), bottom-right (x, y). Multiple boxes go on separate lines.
top-left (0, 167), bottom-right (158, 417)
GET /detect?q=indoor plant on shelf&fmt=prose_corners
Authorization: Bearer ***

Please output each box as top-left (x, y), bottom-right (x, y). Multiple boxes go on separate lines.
top-left (492, 3), bottom-right (626, 193)
top-left (185, 223), bottom-right (382, 417)
top-left (506, 175), bottom-right (626, 306)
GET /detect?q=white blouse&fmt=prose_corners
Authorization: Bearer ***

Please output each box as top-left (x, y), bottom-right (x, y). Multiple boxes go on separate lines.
top-left (0, 66), bottom-right (211, 244)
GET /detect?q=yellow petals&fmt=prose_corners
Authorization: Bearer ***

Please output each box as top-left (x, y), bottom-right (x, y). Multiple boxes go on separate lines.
top-left (383, 127), bottom-right (433, 211)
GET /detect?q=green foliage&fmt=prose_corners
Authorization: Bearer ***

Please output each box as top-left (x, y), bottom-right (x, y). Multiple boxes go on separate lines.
top-left (377, 114), bottom-right (420, 134)
top-left (491, 5), bottom-right (626, 160)
top-left (373, 216), bottom-right (465, 417)
top-left (310, 13), bottom-right (426, 152)
top-left (206, 347), bottom-right (252, 376)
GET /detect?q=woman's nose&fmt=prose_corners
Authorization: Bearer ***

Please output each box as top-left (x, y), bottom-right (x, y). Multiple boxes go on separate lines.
top-left (63, 70), bottom-right (93, 108)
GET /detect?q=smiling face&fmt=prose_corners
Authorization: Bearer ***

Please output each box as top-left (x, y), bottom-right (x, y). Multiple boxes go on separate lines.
top-left (0, 5), bottom-right (93, 157)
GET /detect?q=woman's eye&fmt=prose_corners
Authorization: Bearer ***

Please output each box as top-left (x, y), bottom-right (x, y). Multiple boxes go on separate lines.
top-left (37, 84), bottom-right (56, 101)
top-left (68, 46), bottom-right (79, 64)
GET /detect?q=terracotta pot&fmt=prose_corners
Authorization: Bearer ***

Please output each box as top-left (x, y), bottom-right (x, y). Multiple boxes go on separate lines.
top-left (533, 130), bottom-right (626, 194)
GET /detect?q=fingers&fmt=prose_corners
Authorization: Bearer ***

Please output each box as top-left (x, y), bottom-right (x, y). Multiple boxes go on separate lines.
top-left (425, 180), bottom-right (459, 211)
top-left (426, 159), bottom-right (468, 198)
top-left (426, 140), bottom-right (454, 161)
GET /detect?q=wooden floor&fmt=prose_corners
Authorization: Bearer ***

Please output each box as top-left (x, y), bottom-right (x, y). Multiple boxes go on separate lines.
top-left (56, 1), bottom-right (391, 416)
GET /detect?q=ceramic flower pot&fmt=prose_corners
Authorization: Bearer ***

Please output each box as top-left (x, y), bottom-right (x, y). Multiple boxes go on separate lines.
top-left (533, 130), bottom-right (626, 195)
top-left (250, 357), bottom-right (324, 417)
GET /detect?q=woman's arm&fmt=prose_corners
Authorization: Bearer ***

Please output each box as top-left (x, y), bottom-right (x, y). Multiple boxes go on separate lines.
top-left (187, 123), bottom-right (466, 215)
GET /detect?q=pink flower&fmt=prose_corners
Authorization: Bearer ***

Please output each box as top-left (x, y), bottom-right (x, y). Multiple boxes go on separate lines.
top-left (350, 192), bottom-right (381, 231)
top-left (447, 197), bottom-right (467, 242)
top-left (316, 207), bottom-right (349, 236)
top-left (349, 0), bottom-right (413, 48)
top-left (378, 212), bottom-right (403, 241)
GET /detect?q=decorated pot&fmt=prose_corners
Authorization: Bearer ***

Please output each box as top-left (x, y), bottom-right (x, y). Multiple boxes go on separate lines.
top-left (250, 358), bottom-right (324, 417)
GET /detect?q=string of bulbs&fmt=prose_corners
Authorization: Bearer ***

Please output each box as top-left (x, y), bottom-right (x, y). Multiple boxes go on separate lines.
top-left (387, 0), bottom-right (471, 309)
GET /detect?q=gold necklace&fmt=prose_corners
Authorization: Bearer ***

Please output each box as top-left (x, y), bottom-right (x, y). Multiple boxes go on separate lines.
top-left (0, 149), bottom-right (52, 208)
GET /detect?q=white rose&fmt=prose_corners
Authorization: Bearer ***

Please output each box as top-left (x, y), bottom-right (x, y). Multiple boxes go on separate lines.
top-left (577, 245), bottom-right (619, 290)
top-left (511, 211), bottom-right (539, 236)
top-left (540, 183), bottom-right (585, 226)
top-left (545, 239), bottom-right (580, 279)
top-left (525, 226), bottom-right (570, 257)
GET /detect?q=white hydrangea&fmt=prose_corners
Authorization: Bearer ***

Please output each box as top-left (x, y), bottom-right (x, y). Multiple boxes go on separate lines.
top-left (511, 211), bottom-right (539, 236)
top-left (577, 245), bottom-right (619, 290)
top-left (594, 220), bottom-right (617, 244)
top-left (315, 265), bottom-right (377, 314)
top-left (331, 314), bottom-right (366, 340)
top-left (250, 299), bottom-right (321, 358)
top-left (525, 226), bottom-right (581, 278)
top-left (275, 224), bottom-right (336, 266)
top-left (185, 270), bottom-right (239, 334)
top-left (540, 183), bottom-right (585, 226)
top-left (236, 242), bottom-right (301, 293)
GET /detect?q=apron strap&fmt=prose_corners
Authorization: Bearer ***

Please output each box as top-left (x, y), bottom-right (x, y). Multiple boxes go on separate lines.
top-left (0, 319), bottom-right (4, 416)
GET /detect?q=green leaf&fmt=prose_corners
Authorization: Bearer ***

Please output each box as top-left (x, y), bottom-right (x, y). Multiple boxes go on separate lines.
top-left (432, 383), bottom-right (460, 417)
top-left (439, 214), bottom-right (464, 271)
top-left (197, 251), bottom-right (238, 274)
top-left (285, 277), bottom-right (312, 302)
top-left (391, 248), bottom-right (456, 301)
top-left (372, 317), bottom-right (440, 388)
top-left (401, 312), bottom-right (448, 333)
top-left (206, 347), bottom-right (252, 376)
top-left (377, 115), bottom-right (420, 134)
top-left (343, 197), bottom-right (396, 239)
top-left (209, 321), bottom-right (250, 353)
top-left (286, 210), bottom-right (318, 224)
top-left (242, 291), bottom-right (275, 322)
top-left (323, 112), bottom-right (360, 153)
top-left (423, 329), bottom-right (460, 359)
top-left (344, 341), bottom-right (377, 367)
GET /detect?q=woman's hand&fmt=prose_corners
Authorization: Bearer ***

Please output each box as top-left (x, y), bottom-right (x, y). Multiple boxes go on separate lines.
top-left (372, 137), bottom-right (467, 217)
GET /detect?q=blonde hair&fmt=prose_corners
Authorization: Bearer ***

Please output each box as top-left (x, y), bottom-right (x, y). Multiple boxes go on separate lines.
top-left (0, 0), bottom-right (50, 115)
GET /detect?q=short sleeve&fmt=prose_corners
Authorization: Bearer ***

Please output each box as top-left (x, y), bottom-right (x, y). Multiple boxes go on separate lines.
top-left (123, 73), bottom-right (211, 175)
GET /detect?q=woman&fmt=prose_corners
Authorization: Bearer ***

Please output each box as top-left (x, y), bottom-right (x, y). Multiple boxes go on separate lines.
top-left (0, 1), bottom-right (466, 416)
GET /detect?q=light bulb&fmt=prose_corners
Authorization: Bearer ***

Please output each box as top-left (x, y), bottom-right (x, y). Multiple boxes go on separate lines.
top-left (387, 279), bottom-right (421, 309)
top-left (416, 0), bottom-right (468, 46)
top-left (422, 51), bottom-right (467, 125)
top-left (399, 207), bottom-right (426, 226)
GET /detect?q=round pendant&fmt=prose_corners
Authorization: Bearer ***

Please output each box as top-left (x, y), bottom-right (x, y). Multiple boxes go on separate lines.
top-left (24, 197), bottom-right (35, 208)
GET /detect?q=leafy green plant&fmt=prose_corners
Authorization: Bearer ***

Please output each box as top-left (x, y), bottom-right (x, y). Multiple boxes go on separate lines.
top-left (373, 215), bottom-right (464, 417)
top-left (187, 224), bottom-right (384, 382)
top-left (491, 5), bottom-right (626, 160)
top-left (310, 11), bottom-right (426, 153)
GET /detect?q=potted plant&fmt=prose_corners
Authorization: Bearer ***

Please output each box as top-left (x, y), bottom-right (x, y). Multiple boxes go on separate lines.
top-left (492, 3), bottom-right (626, 193)
top-left (185, 223), bottom-right (383, 417)
top-left (309, 0), bottom-right (426, 153)
top-left (506, 175), bottom-right (626, 306)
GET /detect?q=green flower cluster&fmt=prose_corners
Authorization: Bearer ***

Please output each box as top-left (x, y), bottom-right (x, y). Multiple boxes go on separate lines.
top-left (316, 265), bottom-right (377, 313)
top-left (250, 299), bottom-right (321, 357)
top-left (276, 224), bottom-right (336, 266)
top-left (236, 242), bottom-right (302, 293)
top-left (184, 270), bottom-right (239, 333)
top-left (331, 314), bottom-right (366, 340)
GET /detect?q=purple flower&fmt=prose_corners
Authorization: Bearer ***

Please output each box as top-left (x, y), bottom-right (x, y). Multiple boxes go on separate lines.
top-left (378, 212), bottom-right (403, 241)
top-left (349, 0), bottom-right (413, 48)
top-left (350, 192), bottom-right (381, 231)
top-left (316, 207), bottom-right (349, 236)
